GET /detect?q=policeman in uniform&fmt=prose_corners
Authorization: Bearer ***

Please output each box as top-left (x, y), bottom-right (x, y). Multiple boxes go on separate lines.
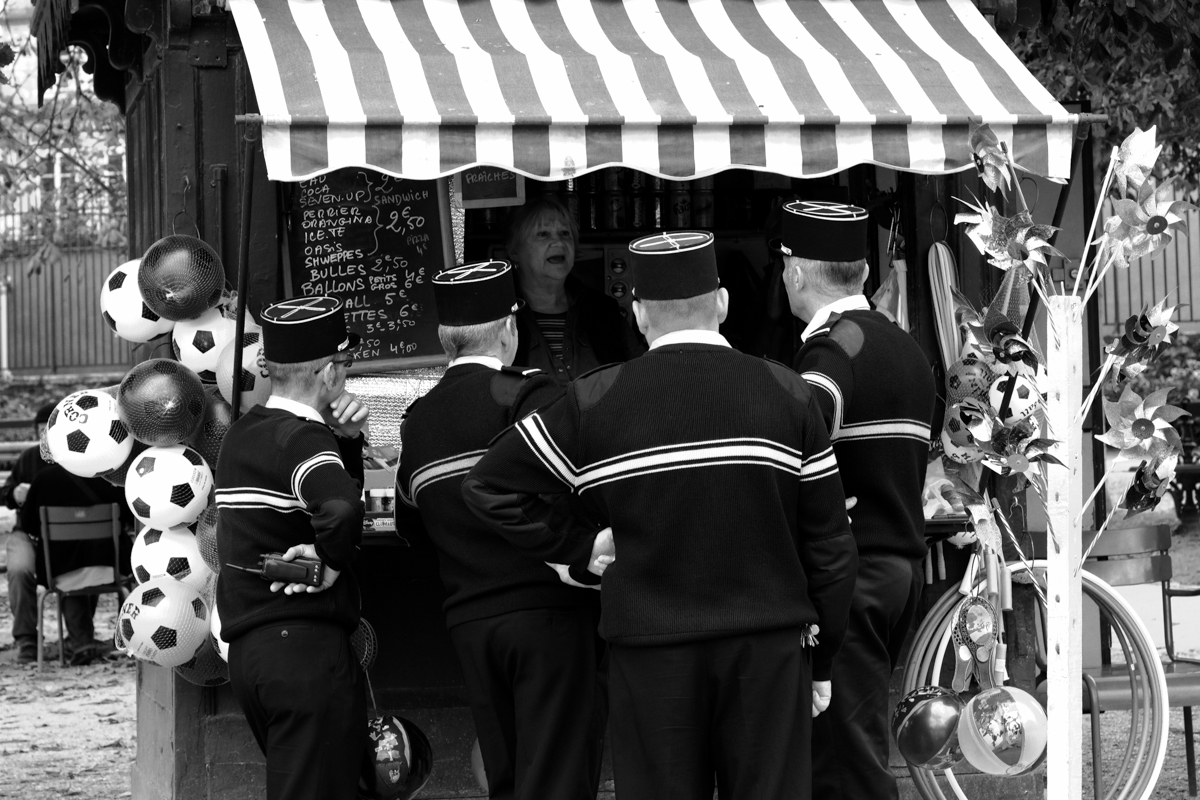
top-left (463, 231), bottom-right (858, 800)
top-left (215, 295), bottom-right (370, 800)
top-left (396, 260), bottom-right (607, 800)
top-left (777, 201), bottom-right (936, 800)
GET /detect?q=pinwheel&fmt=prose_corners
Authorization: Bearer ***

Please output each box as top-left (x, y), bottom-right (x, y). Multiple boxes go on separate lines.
top-left (1111, 126), bottom-right (1162, 200)
top-left (969, 122), bottom-right (1010, 193)
top-left (1106, 297), bottom-right (1181, 367)
top-left (955, 197), bottom-right (1061, 275)
top-left (1119, 452), bottom-right (1178, 517)
top-left (1102, 178), bottom-right (1196, 270)
top-left (983, 435), bottom-right (1063, 480)
top-left (1096, 385), bottom-right (1187, 460)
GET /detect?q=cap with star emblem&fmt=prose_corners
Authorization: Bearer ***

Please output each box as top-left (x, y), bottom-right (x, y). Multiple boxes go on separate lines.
top-left (628, 230), bottom-right (718, 301)
top-left (432, 260), bottom-right (524, 326)
top-left (772, 200), bottom-right (870, 262)
top-left (259, 295), bottom-right (361, 364)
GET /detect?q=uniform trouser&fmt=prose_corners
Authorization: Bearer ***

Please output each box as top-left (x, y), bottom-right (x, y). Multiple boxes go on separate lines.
top-left (6, 531), bottom-right (98, 646)
top-left (229, 619), bottom-right (367, 800)
top-left (812, 552), bottom-right (924, 800)
top-left (608, 626), bottom-right (812, 800)
top-left (450, 607), bottom-right (604, 800)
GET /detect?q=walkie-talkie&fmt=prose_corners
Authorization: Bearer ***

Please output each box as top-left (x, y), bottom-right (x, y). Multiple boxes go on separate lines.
top-left (226, 553), bottom-right (325, 587)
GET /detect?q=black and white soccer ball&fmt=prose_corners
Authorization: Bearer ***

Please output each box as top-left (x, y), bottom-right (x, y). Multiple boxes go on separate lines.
top-left (131, 524), bottom-right (215, 595)
top-left (216, 327), bottom-right (272, 413)
top-left (172, 306), bottom-right (237, 383)
top-left (124, 444), bottom-right (213, 528)
top-left (45, 390), bottom-right (134, 478)
top-left (100, 260), bottom-right (175, 343)
top-left (118, 576), bottom-right (209, 667)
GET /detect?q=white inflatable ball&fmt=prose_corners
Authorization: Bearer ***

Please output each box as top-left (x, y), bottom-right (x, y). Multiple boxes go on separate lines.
top-left (210, 598), bottom-right (229, 662)
top-left (216, 328), bottom-right (272, 414)
top-left (100, 260), bottom-right (175, 343)
top-left (172, 306), bottom-right (237, 383)
top-left (131, 525), bottom-right (215, 595)
top-left (118, 576), bottom-right (209, 668)
top-left (45, 390), bottom-right (134, 478)
top-left (988, 374), bottom-right (1042, 425)
top-left (124, 444), bottom-right (213, 528)
top-left (940, 427), bottom-right (982, 465)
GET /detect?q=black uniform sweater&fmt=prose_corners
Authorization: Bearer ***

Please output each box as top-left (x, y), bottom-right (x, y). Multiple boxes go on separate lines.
top-left (215, 406), bottom-right (365, 642)
top-left (794, 308), bottom-right (936, 559)
top-left (396, 363), bottom-right (600, 629)
top-left (462, 342), bottom-right (859, 680)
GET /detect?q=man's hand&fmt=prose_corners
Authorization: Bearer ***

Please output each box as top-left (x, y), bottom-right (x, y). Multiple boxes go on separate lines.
top-left (13, 482), bottom-right (30, 506)
top-left (587, 527), bottom-right (615, 576)
top-left (269, 544), bottom-right (340, 595)
top-left (324, 391), bottom-right (370, 439)
top-left (845, 496), bottom-right (857, 524)
top-left (812, 680), bottom-right (832, 717)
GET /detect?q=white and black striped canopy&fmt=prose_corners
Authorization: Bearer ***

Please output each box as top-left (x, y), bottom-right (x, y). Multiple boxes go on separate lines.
top-left (228, 0), bottom-right (1075, 183)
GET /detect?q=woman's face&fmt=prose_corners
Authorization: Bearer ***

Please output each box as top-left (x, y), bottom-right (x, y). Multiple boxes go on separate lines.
top-left (512, 210), bottom-right (575, 288)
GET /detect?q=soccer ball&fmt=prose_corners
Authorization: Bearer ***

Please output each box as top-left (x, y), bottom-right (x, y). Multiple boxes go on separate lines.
top-left (988, 374), bottom-right (1042, 425)
top-left (118, 576), bottom-right (209, 668)
top-left (172, 306), bottom-right (237, 383)
top-left (946, 352), bottom-right (995, 404)
top-left (216, 328), bottom-right (272, 414)
top-left (187, 388), bottom-right (234, 470)
top-left (124, 444), bottom-right (213, 528)
top-left (210, 597), bottom-right (230, 662)
top-left (174, 631), bottom-right (230, 687)
top-left (131, 525), bottom-right (215, 595)
top-left (101, 260), bottom-right (176, 343)
top-left (45, 390), bottom-right (134, 478)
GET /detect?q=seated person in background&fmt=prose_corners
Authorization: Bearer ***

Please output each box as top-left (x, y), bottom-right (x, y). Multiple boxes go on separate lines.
top-left (505, 195), bottom-right (645, 384)
top-left (5, 403), bottom-right (133, 665)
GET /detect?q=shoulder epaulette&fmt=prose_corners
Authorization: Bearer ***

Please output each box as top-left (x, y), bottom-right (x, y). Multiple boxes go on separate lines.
top-left (573, 362), bottom-right (625, 412)
top-left (491, 366), bottom-right (546, 407)
top-left (827, 315), bottom-right (865, 359)
top-left (499, 365), bottom-right (543, 377)
top-left (805, 311), bottom-right (841, 341)
top-left (761, 358), bottom-right (812, 405)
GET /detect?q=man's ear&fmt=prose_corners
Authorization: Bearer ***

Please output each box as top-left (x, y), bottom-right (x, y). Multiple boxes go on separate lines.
top-left (631, 298), bottom-right (650, 336)
top-left (715, 287), bottom-right (730, 325)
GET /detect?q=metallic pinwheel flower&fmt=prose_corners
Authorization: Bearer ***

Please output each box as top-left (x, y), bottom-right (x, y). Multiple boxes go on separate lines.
top-left (1106, 297), bottom-right (1181, 366)
top-left (970, 122), bottom-right (1010, 193)
top-left (1102, 178), bottom-right (1196, 267)
top-left (1119, 451), bottom-right (1178, 518)
top-left (955, 197), bottom-right (1061, 275)
top-left (1111, 127), bottom-right (1162, 200)
top-left (1097, 385), bottom-right (1187, 459)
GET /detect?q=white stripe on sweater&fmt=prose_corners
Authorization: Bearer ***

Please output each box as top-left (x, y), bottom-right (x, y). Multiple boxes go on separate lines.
top-left (800, 371), bottom-right (844, 437)
top-left (517, 414), bottom-right (577, 486)
top-left (406, 450), bottom-right (487, 505)
top-left (291, 451), bottom-right (344, 506)
top-left (834, 419), bottom-right (931, 444)
top-left (215, 489), bottom-right (308, 513)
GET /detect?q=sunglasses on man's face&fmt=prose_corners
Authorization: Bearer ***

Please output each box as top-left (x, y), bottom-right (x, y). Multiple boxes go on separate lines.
top-left (312, 355), bottom-right (355, 374)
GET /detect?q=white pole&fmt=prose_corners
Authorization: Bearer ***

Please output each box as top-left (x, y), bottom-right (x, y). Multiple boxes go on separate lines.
top-left (1044, 295), bottom-right (1083, 798)
top-left (0, 277), bottom-right (10, 381)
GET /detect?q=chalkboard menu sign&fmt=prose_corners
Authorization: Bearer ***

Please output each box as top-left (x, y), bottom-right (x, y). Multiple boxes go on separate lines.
top-left (286, 169), bottom-right (453, 370)
top-left (455, 166), bottom-right (526, 208)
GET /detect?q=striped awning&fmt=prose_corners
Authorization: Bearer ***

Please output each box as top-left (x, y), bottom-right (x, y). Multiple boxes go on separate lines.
top-left (228, 0), bottom-right (1076, 183)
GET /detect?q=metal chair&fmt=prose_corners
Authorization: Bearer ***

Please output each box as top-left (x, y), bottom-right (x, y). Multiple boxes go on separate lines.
top-left (36, 502), bottom-right (130, 668)
top-left (1034, 525), bottom-right (1200, 798)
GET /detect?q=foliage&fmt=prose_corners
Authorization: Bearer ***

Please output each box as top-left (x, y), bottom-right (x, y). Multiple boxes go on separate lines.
top-left (1006, 0), bottom-right (1200, 194)
top-left (1127, 331), bottom-right (1200, 405)
top-left (0, 30), bottom-right (126, 265)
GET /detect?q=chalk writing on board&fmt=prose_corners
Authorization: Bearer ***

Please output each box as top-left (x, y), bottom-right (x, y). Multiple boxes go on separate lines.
top-left (289, 170), bottom-right (445, 364)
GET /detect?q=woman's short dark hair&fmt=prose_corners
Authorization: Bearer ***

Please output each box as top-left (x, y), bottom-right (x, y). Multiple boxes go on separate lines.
top-left (504, 193), bottom-right (579, 260)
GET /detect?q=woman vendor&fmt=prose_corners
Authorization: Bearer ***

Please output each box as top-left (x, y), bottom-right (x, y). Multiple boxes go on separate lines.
top-left (504, 195), bottom-right (645, 383)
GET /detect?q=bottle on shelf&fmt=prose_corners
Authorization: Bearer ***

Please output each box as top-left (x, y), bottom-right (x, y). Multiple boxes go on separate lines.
top-left (692, 177), bottom-right (714, 228)
top-left (565, 178), bottom-right (580, 229)
top-left (629, 171), bottom-right (647, 230)
top-left (668, 180), bottom-right (692, 228)
top-left (651, 177), bottom-right (666, 229)
top-left (581, 174), bottom-right (599, 232)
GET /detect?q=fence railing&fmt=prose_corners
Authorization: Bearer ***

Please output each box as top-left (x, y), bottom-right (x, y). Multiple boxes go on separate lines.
top-left (1, 247), bottom-right (133, 375)
top-left (1096, 185), bottom-right (1200, 332)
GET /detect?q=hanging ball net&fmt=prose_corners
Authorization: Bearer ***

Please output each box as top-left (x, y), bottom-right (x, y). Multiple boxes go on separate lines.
top-left (187, 388), bottom-right (234, 470)
top-left (193, 501), bottom-right (221, 574)
top-left (100, 259), bottom-right (176, 343)
top-left (139, 235), bottom-right (225, 321)
top-left (351, 618), bottom-right (379, 672)
top-left (131, 524), bottom-right (215, 596)
top-left (45, 390), bottom-right (135, 478)
top-left (118, 576), bottom-right (210, 668)
top-left (118, 358), bottom-right (208, 446)
top-left (174, 630), bottom-right (230, 687)
top-left (124, 444), bottom-right (213, 529)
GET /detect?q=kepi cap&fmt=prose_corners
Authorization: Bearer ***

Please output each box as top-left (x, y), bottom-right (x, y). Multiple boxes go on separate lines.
top-left (260, 295), bottom-right (361, 364)
top-left (432, 261), bottom-right (523, 326)
top-left (773, 200), bottom-right (870, 262)
top-left (629, 231), bottom-right (718, 301)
